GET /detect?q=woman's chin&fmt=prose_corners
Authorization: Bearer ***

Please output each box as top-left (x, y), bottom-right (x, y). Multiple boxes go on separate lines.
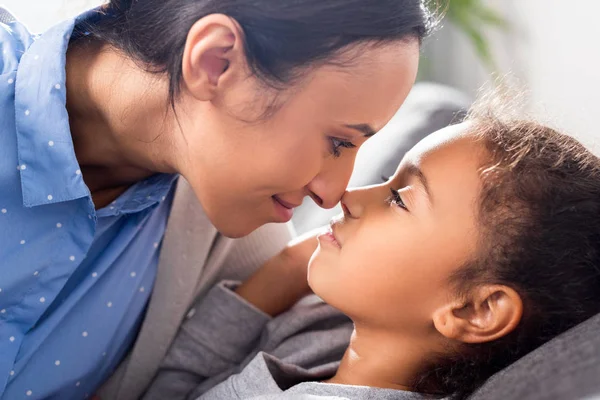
top-left (201, 209), bottom-right (254, 238)
top-left (215, 220), bottom-right (260, 238)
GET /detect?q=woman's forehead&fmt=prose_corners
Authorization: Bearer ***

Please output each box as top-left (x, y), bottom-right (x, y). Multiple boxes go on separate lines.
top-left (286, 41), bottom-right (420, 124)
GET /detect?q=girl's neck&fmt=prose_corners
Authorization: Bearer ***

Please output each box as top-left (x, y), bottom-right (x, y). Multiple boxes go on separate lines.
top-left (326, 325), bottom-right (427, 392)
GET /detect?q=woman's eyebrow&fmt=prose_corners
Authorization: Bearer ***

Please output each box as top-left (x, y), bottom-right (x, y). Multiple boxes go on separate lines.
top-left (344, 123), bottom-right (377, 137)
top-left (406, 164), bottom-right (432, 203)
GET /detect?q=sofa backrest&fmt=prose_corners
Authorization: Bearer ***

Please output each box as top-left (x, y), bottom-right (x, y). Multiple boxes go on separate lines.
top-left (470, 312), bottom-right (600, 400)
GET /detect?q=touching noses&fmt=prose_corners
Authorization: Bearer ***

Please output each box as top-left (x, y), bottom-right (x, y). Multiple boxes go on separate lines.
top-left (305, 154), bottom-right (356, 209)
top-left (340, 189), bottom-right (363, 219)
top-left (340, 183), bottom-right (385, 219)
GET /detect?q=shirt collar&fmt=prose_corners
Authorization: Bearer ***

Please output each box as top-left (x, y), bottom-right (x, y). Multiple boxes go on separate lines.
top-left (14, 9), bottom-right (101, 207)
top-left (96, 173), bottom-right (179, 217)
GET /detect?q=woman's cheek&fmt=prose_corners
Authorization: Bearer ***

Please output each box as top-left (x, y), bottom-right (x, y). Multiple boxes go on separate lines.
top-left (276, 141), bottom-right (325, 187)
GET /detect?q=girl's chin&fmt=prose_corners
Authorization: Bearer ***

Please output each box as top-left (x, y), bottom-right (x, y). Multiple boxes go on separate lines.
top-left (306, 257), bottom-right (337, 295)
top-left (309, 247), bottom-right (333, 266)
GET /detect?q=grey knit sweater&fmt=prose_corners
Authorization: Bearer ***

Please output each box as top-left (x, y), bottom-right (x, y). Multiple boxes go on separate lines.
top-left (143, 281), bottom-right (432, 400)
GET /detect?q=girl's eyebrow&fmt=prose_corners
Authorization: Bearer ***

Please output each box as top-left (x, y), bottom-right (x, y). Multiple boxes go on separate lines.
top-left (406, 163), bottom-right (432, 204)
top-left (344, 123), bottom-right (377, 137)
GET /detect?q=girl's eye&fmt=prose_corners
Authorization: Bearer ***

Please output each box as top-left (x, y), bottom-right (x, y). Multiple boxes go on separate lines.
top-left (387, 188), bottom-right (408, 211)
top-left (329, 137), bottom-right (356, 158)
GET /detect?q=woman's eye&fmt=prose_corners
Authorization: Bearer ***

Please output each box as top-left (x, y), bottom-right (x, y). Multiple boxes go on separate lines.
top-left (329, 137), bottom-right (356, 158)
top-left (388, 188), bottom-right (408, 211)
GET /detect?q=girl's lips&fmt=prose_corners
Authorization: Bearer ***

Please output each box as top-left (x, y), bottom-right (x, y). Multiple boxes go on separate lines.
top-left (317, 228), bottom-right (341, 248)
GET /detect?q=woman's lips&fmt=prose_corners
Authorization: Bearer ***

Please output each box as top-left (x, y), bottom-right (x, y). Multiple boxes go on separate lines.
top-left (273, 196), bottom-right (299, 210)
top-left (272, 196), bottom-right (300, 222)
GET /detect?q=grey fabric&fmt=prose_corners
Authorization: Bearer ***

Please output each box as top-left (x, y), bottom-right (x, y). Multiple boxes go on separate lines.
top-left (98, 178), bottom-right (293, 400)
top-left (292, 82), bottom-right (471, 234)
top-left (143, 281), bottom-right (272, 400)
top-left (469, 312), bottom-right (600, 400)
top-left (198, 355), bottom-right (428, 400)
top-left (144, 282), bottom-right (431, 400)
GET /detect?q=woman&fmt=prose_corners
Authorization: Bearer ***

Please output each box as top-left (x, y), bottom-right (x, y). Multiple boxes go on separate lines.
top-left (0, 0), bottom-right (431, 398)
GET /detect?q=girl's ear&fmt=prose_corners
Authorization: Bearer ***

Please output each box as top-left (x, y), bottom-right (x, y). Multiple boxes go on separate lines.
top-left (432, 285), bottom-right (523, 344)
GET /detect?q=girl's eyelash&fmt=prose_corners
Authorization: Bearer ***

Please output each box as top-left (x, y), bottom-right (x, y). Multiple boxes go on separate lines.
top-left (387, 188), bottom-right (408, 211)
top-left (382, 177), bottom-right (408, 210)
top-left (329, 137), bottom-right (356, 158)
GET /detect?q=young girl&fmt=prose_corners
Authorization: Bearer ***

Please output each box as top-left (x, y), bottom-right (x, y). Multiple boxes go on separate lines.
top-left (142, 105), bottom-right (600, 400)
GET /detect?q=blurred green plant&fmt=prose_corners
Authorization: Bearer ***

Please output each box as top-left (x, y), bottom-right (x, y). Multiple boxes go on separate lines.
top-left (441, 0), bottom-right (509, 69)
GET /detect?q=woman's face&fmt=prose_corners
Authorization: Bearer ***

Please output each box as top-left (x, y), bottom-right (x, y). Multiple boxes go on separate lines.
top-left (175, 41), bottom-right (419, 237)
top-left (308, 124), bottom-right (485, 331)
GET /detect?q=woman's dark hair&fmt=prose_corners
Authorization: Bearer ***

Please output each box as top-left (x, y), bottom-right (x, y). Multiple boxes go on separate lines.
top-left (413, 96), bottom-right (600, 399)
top-left (77, 0), bottom-right (435, 108)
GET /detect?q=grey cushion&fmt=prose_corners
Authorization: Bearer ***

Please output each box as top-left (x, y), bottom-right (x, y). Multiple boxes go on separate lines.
top-left (292, 82), bottom-right (471, 234)
top-left (469, 312), bottom-right (600, 400)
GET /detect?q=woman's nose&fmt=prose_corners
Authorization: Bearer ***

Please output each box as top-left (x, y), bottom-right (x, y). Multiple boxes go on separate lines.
top-left (340, 188), bottom-right (364, 218)
top-left (306, 156), bottom-right (355, 209)
top-left (340, 182), bottom-right (387, 219)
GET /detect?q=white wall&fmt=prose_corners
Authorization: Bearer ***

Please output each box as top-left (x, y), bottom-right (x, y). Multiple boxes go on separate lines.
top-left (424, 0), bottom-right (600, 152)
top-left (1, 0), bottom-right (103, 33)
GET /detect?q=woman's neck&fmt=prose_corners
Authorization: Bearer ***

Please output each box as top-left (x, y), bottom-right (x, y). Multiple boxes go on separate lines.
top-left (65, 40), bottom-right (179, 206)
top-left (326, 324), bottom-right (428, 392)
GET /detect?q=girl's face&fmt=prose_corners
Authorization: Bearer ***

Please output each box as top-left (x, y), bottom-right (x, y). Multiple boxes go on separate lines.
top-left (174, 41), bottom-right (419, 237)
top-left (308, 124), bottom-right (485, 332)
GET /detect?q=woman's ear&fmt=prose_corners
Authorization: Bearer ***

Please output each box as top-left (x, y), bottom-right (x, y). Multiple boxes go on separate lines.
top-left (432, 285), bottom-right (523, 344)
top-left (181, 14), bottom-right (245, 101)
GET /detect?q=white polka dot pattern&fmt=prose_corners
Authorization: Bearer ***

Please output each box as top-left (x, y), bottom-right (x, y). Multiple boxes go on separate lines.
top-left (0, 23), bottom-right (178, 396)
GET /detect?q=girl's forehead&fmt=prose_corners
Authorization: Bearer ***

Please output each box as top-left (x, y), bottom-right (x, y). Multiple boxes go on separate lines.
top-left (398, 123), bottom-right (475, 169)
